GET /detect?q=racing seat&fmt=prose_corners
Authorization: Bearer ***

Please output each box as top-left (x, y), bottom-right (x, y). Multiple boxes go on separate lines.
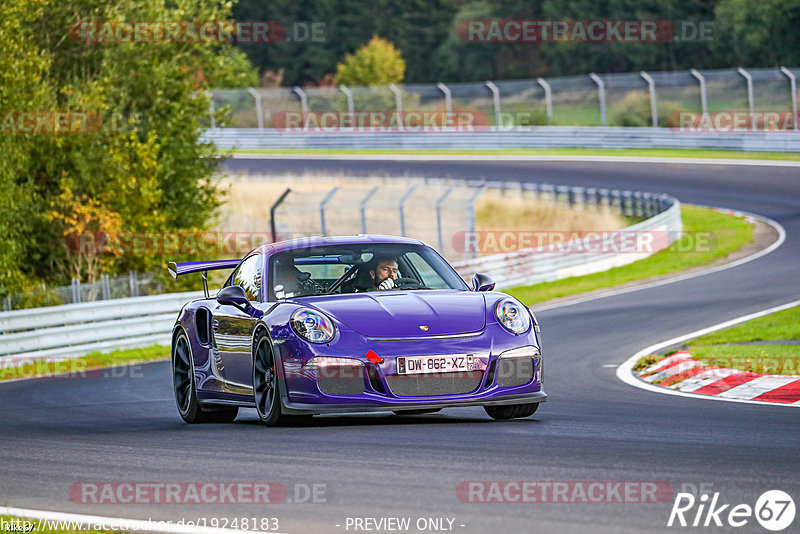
top-left (272, 259), bottom-right (303, 298)
top-left (351, 265), bottom-right (375, 292)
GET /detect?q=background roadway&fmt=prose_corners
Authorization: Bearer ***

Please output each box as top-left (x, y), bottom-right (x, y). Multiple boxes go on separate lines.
top-left (1, 158), bottom-right (798, 533)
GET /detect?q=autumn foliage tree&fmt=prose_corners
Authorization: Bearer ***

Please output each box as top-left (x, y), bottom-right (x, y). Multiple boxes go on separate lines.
top-left (336, 36), bottom-right (406, 86)
top-left (0, 0), bottom-right (258, 297)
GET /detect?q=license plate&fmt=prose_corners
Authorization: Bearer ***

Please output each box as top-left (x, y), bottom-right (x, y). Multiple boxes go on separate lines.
top-left (396, 354), bottom-right (474, 375)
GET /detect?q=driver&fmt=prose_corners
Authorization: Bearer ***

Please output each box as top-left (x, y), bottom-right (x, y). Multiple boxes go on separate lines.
top-left (369, 255), bottom-right (399, 291)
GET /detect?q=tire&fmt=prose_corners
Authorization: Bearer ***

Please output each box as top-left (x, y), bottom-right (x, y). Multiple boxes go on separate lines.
top-left (172, 331), bottom-right (238, 424)
top-left (484, 403), bottom-right (539, 421)
top-left (252, 330), bottom-right (311, 427)
top-left (392, 409), bottom-right (442, 416)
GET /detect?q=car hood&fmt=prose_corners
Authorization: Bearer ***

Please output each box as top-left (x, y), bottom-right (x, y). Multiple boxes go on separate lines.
top-left (299, 290), bottom-right (486, 338)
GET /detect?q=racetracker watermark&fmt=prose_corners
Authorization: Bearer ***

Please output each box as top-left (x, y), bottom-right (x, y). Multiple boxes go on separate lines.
top-left (273, 111), bottom-right (491, 133)
top-left (457, 20), bottom-right (674, 42)
top-left (457, 481), bottom-right (674, 503)
top-left (670, 111), bottom-right (799, 132)
top-left (68, 21), bottom-right (326, 44)
top-left (69, 482), bottom-right (329, 504)
top-left (0, 111), bottom-right (102, 134)
top-left (451, 231), bottom-right (716, 254)
top-left (0, 357), bottom-right (146, 381)
top-left (70, 231), bottom-right (280, 256)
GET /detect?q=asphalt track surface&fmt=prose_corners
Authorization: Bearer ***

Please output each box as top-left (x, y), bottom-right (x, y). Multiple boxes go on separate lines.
top-left (2, 158), bottom-right (799, 534)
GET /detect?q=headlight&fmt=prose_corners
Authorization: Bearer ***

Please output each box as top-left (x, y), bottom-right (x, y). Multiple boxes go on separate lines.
top-left (495, 298), bottom-right (531, 334)
top-left (291, 309), bottom-right (336, 343)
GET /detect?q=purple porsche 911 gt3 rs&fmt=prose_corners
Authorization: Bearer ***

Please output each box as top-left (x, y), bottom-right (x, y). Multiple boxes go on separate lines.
top-left (168, 235), bottom-right (546, 426)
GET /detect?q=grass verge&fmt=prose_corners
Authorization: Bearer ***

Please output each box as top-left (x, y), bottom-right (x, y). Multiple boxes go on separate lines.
top-left (506, 205), bottom-right (753, 305)
top-left (229, 147), bottom-right (800, 161)
top-left (0, 345), bottom-right (169, 382)
top-left (635, 306), bottom-right (800, 375)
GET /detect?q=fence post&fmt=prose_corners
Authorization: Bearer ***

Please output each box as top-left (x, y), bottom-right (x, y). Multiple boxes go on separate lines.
top-left (270, 188), bottom-right (292, 242)
top-left (737, 67), bottom-right (756, 130)
top-left (466, 185), bottom-right (487, 260)
top-left (360, 186), bottom-right (380, 234)
top-left (247, 88), bottom-right (264, 130)
top-left (101, 273), bottom-right (110, 300)
top-left (537, 78), bottom-right (553, 125)
top-left (780, 67), bottom-right (799, 131)
top-left (388, 83), bottom-right (403, 131)
top-left (128, 271), bottom-right (138, 298)
top-left (70, 279), bottom-right (80, 303)
top-left (292, 86), bottom-right (309, 130)
top-left (640, 71), bottom-right (658, 127)
top-left (398, 185), bottom-right (418, 237)
top-left (485, 81), bottom-right (501, 127)
top-left (690, 69), bottom-right (708, 115)
top-left (319, 186), bottom-right (340, 237)
top-left (589, 73), bottom-right (607, 126)
top-left (436, 82), bottom-right (453, 116)
top-left (340, 85), bottom-right (355, 117)
top-left (436, 187), bottom-right (454, 252)
top-left (205, 91), bottom-right (216, 129)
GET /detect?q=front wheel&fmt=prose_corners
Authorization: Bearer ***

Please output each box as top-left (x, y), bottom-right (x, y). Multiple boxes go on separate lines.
top-left (172, 331), bottom-right (238, 423)
top-left (253, 331), bottom-right (311, 427)
top-left (484, 403), bottom-right (539, 421)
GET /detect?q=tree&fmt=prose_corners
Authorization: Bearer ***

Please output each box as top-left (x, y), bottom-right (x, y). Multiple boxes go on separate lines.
top-left (336, 36), bottom-right (406, 86)
top-left (0, 0), bottom-right (259, 297)
top-left (0, 0), bottom-right (51, 295)
top-left (713, 0), bottom-right (800, 67)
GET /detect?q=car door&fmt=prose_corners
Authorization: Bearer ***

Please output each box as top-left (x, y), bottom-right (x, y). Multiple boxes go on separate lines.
top-left (211, 253), bottom-right (262, 390)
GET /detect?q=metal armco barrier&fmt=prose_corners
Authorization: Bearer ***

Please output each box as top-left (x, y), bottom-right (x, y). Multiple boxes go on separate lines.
top-left (0, 291), bottom-right (202, 361)
top-left (202, 127), bottom-right (800, 152)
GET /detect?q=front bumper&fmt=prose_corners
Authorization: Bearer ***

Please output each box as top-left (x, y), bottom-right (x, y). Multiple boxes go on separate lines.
top-left (275, 324), bottom-right (546, 415)
top-left (280, 391), bottom-right (547, 415)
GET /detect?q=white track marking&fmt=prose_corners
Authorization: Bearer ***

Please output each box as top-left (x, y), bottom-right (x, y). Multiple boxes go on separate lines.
top-left (617, 299), bottom-right (800, 407)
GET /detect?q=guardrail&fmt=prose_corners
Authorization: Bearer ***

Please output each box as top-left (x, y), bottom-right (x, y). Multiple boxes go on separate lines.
top-left (0, 181), bottom-right (680, 362)
top-left (203, 126), bottom-right (800, 152)
top-left (0, 292), bottom-right (202, 361)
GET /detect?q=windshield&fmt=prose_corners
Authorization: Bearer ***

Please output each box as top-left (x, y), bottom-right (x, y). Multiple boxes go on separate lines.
top-left (268, 243), bottom-right (468, 300)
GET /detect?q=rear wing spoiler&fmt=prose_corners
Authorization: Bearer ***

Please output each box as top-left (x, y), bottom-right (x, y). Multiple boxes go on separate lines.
top-left (167, 259), bottom-right (241, 297)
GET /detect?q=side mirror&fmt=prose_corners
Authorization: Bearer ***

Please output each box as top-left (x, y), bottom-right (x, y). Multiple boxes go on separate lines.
top-left (217, 285), bottom-right (250, 310)
top-left (472, 273), bottom-right (495, 292)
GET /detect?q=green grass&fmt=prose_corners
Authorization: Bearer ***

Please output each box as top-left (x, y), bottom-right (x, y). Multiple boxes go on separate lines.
top-left (686, 305), bottom-right (800, 375)
top-left (506, 205), bottom-right (753, 305)
top-left (690, 305), bottom-right (800, 345)
top-left (228, 147), bottom-right (800, 161)
top-left (0, 345), bottom-right (169, 382)
top-left (636, 305), bottom-right (800, 375)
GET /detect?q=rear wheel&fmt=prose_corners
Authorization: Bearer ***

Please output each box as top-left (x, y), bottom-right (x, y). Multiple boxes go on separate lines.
top-left (253, 331), bottom-right (311, 427)
top-left (172, 331), bottom-right (238, 423)
top-left (484, 403), bottom-right (539, 421)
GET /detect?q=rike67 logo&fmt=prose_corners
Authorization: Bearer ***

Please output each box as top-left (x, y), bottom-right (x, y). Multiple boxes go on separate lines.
top-left (668, 489), bottom-right (795, 531)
